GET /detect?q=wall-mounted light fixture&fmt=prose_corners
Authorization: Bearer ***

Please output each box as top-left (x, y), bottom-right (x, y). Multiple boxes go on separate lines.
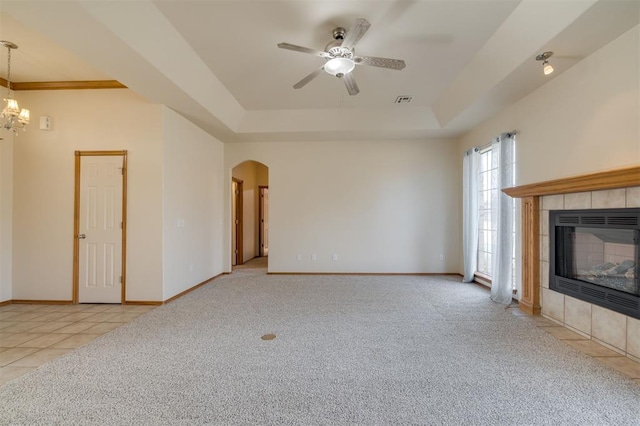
top-left (535, 51), bottom-right (554, 76)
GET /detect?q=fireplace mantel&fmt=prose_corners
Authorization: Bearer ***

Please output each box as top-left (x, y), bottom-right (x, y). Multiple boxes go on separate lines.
top-left (503, 165), bottom-right (640, 314)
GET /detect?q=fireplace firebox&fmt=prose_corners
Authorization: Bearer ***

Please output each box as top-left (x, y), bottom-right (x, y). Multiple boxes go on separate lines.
top-left (549, 208), bottom-right (639, 319)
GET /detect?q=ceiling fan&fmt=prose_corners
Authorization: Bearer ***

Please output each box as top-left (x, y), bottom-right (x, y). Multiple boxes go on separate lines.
top-left (277, 18), bottom-right (406, 96)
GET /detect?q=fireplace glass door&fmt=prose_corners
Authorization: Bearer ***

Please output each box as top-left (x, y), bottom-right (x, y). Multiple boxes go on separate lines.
top-left (550, 208), bottom-right (640, 319)
top-left (555, 226), bottom-right (639, 296)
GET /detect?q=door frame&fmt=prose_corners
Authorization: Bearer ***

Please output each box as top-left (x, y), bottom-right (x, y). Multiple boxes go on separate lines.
top-left (73, 150), bottom-right (128, 304)
top-left (232, 177), bottom-right (243, 266)
top-left (258, 185), bottom-right (268, 257)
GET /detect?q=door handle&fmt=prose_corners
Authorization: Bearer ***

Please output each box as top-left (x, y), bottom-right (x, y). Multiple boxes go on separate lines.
top-left (78, 234), bottom-right (86, 239)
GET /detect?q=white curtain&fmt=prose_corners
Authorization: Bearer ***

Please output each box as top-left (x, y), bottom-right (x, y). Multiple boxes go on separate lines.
top-left (490, 133), bottom-right (515, 304)
top-left (462, 148), bottom-right (480, 283)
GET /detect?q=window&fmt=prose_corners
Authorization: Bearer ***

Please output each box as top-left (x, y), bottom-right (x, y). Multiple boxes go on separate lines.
top-left (476, 143), bottom-right (517, 287)
top-left (477, 147), bottom-right (496, 277)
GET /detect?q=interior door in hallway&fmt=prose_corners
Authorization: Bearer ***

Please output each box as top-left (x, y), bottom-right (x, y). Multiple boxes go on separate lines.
top-left (259, 186), bottom-right (269, 256)
top-left (78, 155), bottom-right (124, 303)
top-left (232, 178), bottom-right (243, 266)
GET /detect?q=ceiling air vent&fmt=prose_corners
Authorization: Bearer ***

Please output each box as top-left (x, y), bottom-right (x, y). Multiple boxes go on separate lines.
top-left (395, 96), bottom-right (413, 104)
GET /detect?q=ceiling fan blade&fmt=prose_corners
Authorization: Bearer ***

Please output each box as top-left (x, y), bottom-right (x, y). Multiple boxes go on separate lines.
top-left (293, 66), bottom-right (324, 89)
top-left (277, 42), bottom-right (330, 58)
top-left (354, 55), bottom-right (406, 70)
top-left (342, 72), bottom-right (360, 96)
top-left (341, 18), bottom-right (371, 50)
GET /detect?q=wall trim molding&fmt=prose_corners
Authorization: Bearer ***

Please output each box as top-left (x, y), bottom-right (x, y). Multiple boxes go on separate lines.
top-left (162, 273), bottom-right (228, 304)
top-left (0, 78), bottom-right (126, 91)
top-left (6, 299), bottom-right (161, 306)
top-left (268, 272), bottom-right (462, 276)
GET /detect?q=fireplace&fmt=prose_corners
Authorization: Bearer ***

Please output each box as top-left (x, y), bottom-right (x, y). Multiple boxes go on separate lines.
top-left (549, 208), bottom-right (639, 319)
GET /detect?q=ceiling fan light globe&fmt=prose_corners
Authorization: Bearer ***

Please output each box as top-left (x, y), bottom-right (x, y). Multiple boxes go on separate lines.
top-left (324, 57), bottom-right (355, 76)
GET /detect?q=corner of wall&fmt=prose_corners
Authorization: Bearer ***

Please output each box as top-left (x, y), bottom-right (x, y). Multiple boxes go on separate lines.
top-left (0, 133), bottom-right (14, 302)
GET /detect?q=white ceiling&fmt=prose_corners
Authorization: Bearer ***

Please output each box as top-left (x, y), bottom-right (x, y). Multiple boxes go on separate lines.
top-left (0, 0), bottom-right (638, 143)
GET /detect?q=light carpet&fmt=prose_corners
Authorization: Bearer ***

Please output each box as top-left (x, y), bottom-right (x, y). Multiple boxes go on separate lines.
top-left (1, 269), bottom-right (639, 425)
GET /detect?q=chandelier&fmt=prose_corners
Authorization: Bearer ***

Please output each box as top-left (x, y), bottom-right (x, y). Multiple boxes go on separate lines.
top-left (1, 40), bottom-right (30, 134)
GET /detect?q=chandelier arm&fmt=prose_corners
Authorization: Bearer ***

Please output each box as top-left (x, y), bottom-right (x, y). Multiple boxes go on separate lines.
top-left (6, 44), bottom-right (11, 90)
top-left (1, 40), bottom-right (30, 133)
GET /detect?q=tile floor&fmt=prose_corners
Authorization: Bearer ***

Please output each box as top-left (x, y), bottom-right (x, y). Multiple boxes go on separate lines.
top-left (511, 309), bottom-right (640, 384)
top-left (1, 302), bottom-right (638, 387)
top-left (0, 303), bottom-right (156, 385)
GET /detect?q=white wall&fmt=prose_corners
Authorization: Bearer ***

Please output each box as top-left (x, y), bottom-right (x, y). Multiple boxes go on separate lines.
top-left (0, 132), bottom-right (14, 302)
top-left (11, 89), bottom-right (164, 301)
top-left (162, 107), bottom-right (224, 300)
top-left (225, 139), bottom-right (460, 273)
top-left (459, 25), bottom-right (640, 185)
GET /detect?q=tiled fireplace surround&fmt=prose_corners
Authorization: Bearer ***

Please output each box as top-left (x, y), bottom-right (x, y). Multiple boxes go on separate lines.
top-left (540, 187), bottom-right (640, 362)
top-left (504, 166), bottom-right (640, 364)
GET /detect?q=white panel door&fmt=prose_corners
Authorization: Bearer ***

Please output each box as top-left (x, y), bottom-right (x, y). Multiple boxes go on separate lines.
top-left (79, 156), bottom-right (123, 303)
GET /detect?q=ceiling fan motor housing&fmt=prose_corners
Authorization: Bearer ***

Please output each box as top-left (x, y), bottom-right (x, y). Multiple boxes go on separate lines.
top-left (325, 27), bottom-right (348, 51)
top-left (327, 46), bottom-right (353, 59)
top-left (332, 27), bottom-right (346, 40)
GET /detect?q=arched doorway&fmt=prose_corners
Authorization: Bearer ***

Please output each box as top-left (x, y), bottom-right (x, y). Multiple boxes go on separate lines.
top-left (231, 161), bottom-right (269, 269)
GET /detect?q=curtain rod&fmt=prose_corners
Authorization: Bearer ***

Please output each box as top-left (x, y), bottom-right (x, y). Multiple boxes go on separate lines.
top-left (493, 130), bottom-right (518, 143)
top-left (464, 147), bottom-right (479, 155)
top-left (471, 130), bottom-right (518, 153)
